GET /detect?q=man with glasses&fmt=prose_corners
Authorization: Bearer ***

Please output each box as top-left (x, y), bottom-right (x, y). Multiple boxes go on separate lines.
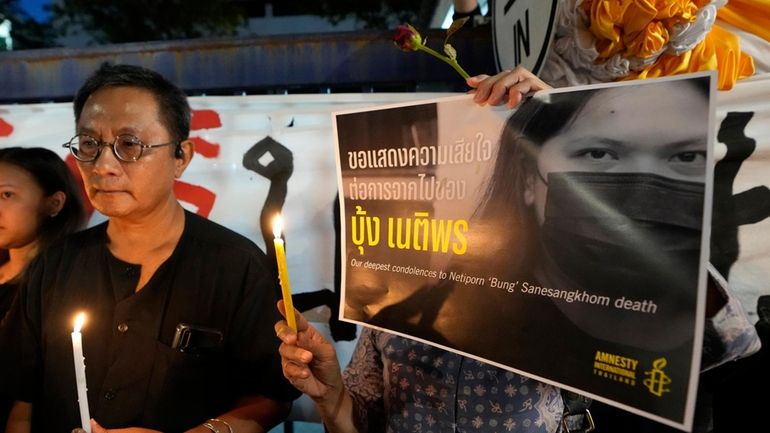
top-left (3, 63), bottom-right (299, 433)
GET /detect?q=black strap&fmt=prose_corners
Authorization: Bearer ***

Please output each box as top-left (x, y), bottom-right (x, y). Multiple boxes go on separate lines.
top-left (452, 4), bottom-right (483, 21)
top-left (561, 390), bottom-right (595, 433)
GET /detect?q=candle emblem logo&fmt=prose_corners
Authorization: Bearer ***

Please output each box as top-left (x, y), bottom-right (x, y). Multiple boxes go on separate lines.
top-left (273, 214), bottom-right (297, 331)
top-left (72, 312), bottom-right (91, 432)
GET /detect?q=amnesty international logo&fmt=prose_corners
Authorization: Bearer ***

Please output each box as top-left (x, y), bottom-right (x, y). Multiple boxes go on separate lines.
top-left (593, 351), bottom-right (638, 385)
top-left (643, 358), bottom-right (672, 397)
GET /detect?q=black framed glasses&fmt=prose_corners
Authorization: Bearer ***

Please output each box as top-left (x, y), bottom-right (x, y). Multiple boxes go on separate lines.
top-left (63, 134), bottom-right (177, 162)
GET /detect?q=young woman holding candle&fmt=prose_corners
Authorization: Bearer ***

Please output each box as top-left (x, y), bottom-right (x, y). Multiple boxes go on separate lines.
top-left (0, 146), bottom-right (87, 432)
top-left (275, 68), bottom-right (595, 433)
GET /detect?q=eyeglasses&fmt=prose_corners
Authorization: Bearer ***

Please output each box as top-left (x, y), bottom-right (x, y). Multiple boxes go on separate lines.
top-left (63, 134), bottom-right (177, 163)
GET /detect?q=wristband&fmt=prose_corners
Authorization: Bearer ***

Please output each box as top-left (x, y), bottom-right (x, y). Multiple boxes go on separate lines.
top-left (209, 418), bottom-right (234, 433)
top-left (202, 422), bottom-right (219, 433)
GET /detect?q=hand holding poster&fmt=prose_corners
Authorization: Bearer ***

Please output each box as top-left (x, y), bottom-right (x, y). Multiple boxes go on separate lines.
top-left (333, 72), bottom-right (716, 431)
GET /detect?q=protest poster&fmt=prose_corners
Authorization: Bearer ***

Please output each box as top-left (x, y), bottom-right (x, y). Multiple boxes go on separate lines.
top-left (333, 72), bottom-right (716, 430)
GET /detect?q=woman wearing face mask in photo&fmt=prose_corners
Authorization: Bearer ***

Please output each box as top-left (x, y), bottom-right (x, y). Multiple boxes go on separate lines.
top-left (0, 146), bottom-right (87, 430)
top-left (367, 74), bottom-right (712, 423)
top-left (489, 76), bottom-right (709, 352)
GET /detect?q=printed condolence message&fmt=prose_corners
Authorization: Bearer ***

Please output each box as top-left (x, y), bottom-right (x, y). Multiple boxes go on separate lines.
top-left (333, 74), bottom-right (716, 431)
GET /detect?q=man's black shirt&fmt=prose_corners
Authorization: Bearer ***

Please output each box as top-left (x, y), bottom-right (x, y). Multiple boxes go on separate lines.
top-left (6, 210), bottom-right (299, 432)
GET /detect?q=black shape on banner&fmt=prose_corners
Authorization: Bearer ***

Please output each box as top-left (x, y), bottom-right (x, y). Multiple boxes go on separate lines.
top-left (711, 111), bottom-right (770, 278)
top-left (242, 136), bottom-right (356, 342)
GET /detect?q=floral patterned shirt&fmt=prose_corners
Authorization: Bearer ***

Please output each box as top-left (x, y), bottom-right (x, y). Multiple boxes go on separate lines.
top-left (342, 328), bottom-right (565, 433)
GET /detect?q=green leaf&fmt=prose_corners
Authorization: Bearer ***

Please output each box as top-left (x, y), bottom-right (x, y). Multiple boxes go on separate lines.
top-left (443, 43), bottom-right (457, 61)
top-left (444, 16), bottom-right (469, 45)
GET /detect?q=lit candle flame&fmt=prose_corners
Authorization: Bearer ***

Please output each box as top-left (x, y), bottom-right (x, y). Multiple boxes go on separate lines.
top-left (73, 312), bottom-right (86, 333)
top-left (272, 214), bottom-right (283, 239)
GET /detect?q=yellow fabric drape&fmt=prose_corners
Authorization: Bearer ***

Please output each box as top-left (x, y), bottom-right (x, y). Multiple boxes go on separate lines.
top-left (718, 0), bottom-right (770, 42)
top-left (625, 24), bottom-right (755, 90)
top-left (581, 0), bottom-right (759, 90)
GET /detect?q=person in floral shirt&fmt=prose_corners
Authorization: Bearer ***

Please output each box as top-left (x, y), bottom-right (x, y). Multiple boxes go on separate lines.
top-left (341, 327), bottom-right (565, 433)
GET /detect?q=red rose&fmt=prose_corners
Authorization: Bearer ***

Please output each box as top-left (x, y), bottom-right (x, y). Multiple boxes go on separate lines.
top-left (392, 24), bottom-right (422, 51)
top-left (390, 22), bottom-right (470, 80)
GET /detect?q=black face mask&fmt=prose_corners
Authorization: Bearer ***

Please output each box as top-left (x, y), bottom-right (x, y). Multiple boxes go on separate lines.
top-left (538, 172), bottom-right (705, 301)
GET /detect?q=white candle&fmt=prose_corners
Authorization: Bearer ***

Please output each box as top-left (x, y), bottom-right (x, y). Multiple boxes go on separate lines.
top-left (72, 312), bottom-right (91, 433)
